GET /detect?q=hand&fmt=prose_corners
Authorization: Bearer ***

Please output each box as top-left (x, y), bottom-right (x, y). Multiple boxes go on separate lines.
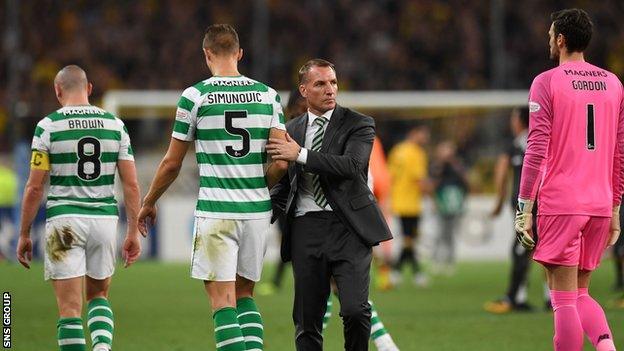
top-left (514, 199), bottom-right (535, 250)
top-left (608, 205), bottom-right (621, 247)
top-left (16, 236), bottom-right (33, 269)
top-left (122, 234), bottom-right (141, 268)
top-left (266, 133), bottom-right (301, 161)
top-left (138, 203), bottom-right (157, 237)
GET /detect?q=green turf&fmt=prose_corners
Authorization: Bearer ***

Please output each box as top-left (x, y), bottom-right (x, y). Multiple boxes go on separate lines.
top-left (1, 260), bottom-right (622, 350)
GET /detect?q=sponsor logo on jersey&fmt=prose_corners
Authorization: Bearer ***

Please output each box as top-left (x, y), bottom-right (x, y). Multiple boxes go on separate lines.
top-left (176, 109), bottom-right (190, 121)
top-left (208, 79), bottom-right (255, 87)
top-left (563, 69), bottom-right (608, 78)
top-left (61, 107), bottom-right (105, 115)
top-left (529, 101), bottom-right (540, 113)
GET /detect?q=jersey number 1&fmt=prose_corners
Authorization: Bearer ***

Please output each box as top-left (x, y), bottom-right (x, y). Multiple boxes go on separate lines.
top-left (587, 104), bottom-right (595, 150)
top-left (77, 137), bottom-right (102, 180)
top-left (225, 111), bottom-right (250, 158)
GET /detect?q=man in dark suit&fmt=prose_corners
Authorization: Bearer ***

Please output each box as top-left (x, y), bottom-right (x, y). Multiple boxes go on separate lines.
top-left (267, 59), bottom-right (392, 351)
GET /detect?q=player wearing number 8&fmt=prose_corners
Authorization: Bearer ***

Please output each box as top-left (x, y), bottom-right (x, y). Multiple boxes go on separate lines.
top-left (16, 65), bottom-right (143, 351)
top-left (514, 9), bottom-right (624, 351)
top-left (138, 24), bottom-right (288, 351)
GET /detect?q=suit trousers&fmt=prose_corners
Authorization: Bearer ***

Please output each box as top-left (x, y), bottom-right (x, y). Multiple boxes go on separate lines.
top-left (291, 211), bottom-right (372, 351)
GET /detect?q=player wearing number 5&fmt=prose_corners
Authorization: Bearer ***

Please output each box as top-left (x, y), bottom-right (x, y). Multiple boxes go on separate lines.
top-left (16, 65), bottom-right (142, 351)
top-left (138, 24), bottom-right (288, 351)
top-left (515, 9), bottom-right (624, 351)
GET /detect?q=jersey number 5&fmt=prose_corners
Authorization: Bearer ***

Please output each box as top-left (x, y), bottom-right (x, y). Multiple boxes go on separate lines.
top-left (77, 137), bottom-right (102, 180)
top-left (587, 104), bottom-right (595, 150)
top-left (225, 111), bottom-right (250, 158)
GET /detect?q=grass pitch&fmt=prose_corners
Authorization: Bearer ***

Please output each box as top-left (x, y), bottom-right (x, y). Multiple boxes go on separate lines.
top-left (2, 260), bottom-right (623, 350)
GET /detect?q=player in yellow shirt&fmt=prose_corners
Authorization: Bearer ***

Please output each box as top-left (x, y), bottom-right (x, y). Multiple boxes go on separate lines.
top-left (388, 125), bottom-right (430, 286)
top-left (0, 161), bottom-right (18, 261)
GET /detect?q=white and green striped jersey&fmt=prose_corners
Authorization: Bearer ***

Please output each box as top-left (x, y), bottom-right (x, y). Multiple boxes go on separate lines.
top-left (32, 105), bottom-right (134, 219)
top-left (172, 76), bottom-right (286, 219)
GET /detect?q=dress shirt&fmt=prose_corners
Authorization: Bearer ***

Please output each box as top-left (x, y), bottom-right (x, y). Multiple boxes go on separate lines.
top-left (294, 109), bottom-right (334, 216)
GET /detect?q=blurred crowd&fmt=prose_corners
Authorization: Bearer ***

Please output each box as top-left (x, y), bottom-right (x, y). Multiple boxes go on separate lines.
top-left (2, 0), bottom-right (624, 145)
top-left (2, 1), bottom-right (624, 319)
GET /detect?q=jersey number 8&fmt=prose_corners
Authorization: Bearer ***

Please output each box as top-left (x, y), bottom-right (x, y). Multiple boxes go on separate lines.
top-left (77, 137), bottom-right (101, 180)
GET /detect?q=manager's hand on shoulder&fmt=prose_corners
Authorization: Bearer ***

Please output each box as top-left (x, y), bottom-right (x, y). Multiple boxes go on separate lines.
top-left (267, 133), bottom-right (301, 161)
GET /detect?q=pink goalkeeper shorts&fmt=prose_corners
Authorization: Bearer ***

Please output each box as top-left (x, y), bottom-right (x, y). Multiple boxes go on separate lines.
top-left (534, 215), bottom-right (610, 271)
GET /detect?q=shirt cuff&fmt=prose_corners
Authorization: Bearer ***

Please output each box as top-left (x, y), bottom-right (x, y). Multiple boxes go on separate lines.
top-left (296, 147), bottom-right (308, 164)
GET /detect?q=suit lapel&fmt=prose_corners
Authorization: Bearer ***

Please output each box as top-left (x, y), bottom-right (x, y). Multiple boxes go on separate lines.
top-left (291, 113), bottom-right (308, 146)
top-left (321, 105), bottom-right (346, 152)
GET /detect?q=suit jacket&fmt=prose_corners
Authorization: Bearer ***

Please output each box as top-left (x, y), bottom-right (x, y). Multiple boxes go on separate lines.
top-left (271, 105), bottom-right (393, 262)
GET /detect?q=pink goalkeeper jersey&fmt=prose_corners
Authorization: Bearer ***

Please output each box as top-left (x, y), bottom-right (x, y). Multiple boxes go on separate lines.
top-left (519, 61), bottom-right (624, 217)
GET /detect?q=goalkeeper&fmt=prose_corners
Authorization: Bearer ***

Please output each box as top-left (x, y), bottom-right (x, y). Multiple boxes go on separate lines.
top-left (514, 8), bottom-right (622, 350)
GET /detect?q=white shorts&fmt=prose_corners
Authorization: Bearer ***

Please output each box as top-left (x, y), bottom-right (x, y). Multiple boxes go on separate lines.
top-left (44, 217), bottom-right (118, 281)
top-left (190, 217), bottom-right (270, 282)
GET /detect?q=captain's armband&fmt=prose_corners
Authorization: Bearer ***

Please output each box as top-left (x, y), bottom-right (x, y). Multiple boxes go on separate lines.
top-left (30, 150), bottom-right (50, 171)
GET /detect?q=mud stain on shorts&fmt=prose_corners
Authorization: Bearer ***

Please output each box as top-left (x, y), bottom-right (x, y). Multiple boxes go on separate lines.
top-left (193, 220), bottom-right (234, 251)
top-left (46, 226), bottom-right (75, 262)
top-left (193, 233), bottom-right (202, 253)
top-left (208, 220), bottom-right (235, 254)
top-left (202, 219), bottom-right (236, 258)
top-left (194, 220), bottom-right (236, 280)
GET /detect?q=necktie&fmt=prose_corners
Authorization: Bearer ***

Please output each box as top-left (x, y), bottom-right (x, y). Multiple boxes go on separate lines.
top-left (311, 117), bottom-right (329, 208)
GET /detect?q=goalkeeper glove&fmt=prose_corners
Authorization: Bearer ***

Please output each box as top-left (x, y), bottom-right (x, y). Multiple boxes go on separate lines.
top-left (609, 205), bottom-right (621, 247)
top-left (514, 199), bottom-right (535, 250)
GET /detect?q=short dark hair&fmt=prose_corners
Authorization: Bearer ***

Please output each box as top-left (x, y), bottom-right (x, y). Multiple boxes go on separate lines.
top-left (512, 107), bottom-right (529, 128)
top-left (202, 24), bottom-right (240, 55)
top-left (518, 107), bottom-right (529, 127)
top-left (298, 59), bottom-right (335, 84)
top-left (551, 8), bottom-right (593, 53)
